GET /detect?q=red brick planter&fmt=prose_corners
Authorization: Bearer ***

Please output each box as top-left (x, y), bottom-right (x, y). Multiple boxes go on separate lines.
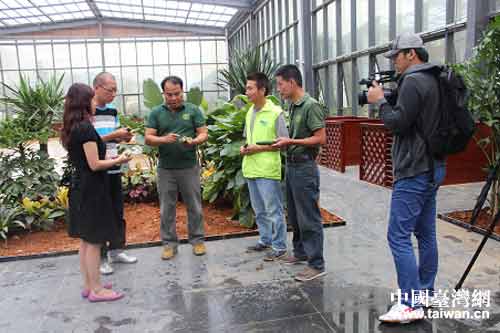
top-left (359, 122), bottom-right (491, 187)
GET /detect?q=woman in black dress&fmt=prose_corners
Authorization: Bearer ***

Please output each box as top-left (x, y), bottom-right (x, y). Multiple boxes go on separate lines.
top-left (61, 83), bottom-right (131, 302)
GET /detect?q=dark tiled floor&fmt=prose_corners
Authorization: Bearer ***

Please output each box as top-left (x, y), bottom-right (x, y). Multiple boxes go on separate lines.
top-left (1, 168), bottom-right (499, 332)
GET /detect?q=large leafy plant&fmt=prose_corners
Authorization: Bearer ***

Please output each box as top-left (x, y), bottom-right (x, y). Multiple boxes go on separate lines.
top-left (218, 47), bottom-right (280, 96)
top-left (202, 94), bottom-right (281, 227)
top-left (0, 205), bottom-right (25, 242)
top-left (455, 16), bottom-right (500, 213)
top-left (0, 74), bottom-right (65, 154)
top-left (0, 150), bottom-right (60, 206)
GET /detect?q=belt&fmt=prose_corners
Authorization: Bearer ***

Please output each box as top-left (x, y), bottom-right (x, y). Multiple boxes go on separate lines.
top-left (286, 154), bottom-right (314, 163)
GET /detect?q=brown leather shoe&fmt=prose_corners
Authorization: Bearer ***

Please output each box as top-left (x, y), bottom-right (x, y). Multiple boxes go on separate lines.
top-left (161, 245), bottom-right (177, 260)
top-left (192, 243), bottom-right (206, 256)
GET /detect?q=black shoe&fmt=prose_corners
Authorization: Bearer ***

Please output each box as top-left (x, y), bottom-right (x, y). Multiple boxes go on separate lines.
top-left (247, 243), bottom-right (270, 252)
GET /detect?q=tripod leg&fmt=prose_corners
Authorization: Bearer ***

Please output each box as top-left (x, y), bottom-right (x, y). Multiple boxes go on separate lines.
top-left (455, 209), bottom-right (500, 290)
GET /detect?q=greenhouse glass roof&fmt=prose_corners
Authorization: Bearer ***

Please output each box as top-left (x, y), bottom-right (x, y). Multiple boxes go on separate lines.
top-left (0, 0), bottom-right (248, 30)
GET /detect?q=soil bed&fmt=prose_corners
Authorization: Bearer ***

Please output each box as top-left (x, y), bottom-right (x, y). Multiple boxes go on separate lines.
top-left (0, 202), bottom-right (344, 258)
top-left (440, 208), bottom-right (500, 240)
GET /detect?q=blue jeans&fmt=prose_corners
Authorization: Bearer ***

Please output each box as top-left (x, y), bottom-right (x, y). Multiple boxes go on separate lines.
top-left (247, 178), bottom-right (287, 251)
top-left (286, 161), bottom-right (324, 271)
top-left (388, 166), bottom-right (446, 307)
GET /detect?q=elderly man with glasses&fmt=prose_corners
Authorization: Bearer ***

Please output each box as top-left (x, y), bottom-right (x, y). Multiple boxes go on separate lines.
top-left (92, 72), bottom-right (138, 275)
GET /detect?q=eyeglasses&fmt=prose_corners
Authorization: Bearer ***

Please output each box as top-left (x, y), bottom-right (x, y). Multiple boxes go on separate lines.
top-left (99, 85), bottom-right (117, 94)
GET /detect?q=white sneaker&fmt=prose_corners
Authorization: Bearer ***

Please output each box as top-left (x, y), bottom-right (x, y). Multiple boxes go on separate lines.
top-left (99, 261), bottom-right (114, 275)
top-left (420, 294), bottom-right (436, 307)
top-left (378, 303), bottom-right (425, 324)
top-left (109, 251), bottom-right (137, 264)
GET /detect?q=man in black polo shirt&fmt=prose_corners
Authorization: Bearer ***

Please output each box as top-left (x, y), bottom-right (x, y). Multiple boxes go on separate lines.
top-left (145, 76), bottom-right (208, 260)
top-left (272, 65), bottom-right (327, 282)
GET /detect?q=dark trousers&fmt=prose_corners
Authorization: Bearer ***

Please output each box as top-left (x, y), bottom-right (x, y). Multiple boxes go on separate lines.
top-left (101, 173), bottom-right (126, 258)
top-left (286, 160), bottom-right (324, 271)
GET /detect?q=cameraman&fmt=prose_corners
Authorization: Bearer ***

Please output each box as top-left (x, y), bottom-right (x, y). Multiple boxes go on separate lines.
top-left (367, 33), bottom-right (446, 324)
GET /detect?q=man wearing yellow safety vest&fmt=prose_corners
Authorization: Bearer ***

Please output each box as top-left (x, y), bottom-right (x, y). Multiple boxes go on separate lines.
top-left (240, 72), bottom-right (289, 261)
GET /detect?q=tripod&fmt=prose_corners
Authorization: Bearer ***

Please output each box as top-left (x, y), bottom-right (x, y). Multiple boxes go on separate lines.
top-left (455, 163), bottom-right (500, 290)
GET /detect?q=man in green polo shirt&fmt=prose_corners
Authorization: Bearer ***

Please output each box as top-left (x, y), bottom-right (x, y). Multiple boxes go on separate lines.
top-left (145, 76), bottom-right (208, 260)
top-left (272, 65), bottom-right (327, 282)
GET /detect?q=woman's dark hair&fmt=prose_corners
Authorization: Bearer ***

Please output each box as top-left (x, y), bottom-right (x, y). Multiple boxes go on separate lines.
top-left (60, 83), bottom-right (95, 150)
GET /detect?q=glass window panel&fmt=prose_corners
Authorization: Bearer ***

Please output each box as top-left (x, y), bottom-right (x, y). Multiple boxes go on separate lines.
top-left (120, 42), bottom-right (137, 66)
top-left (105, 67), bottom-right (122, 94)
top-left (425, 39), bottom-right (446, 63)
top-left (153, 41), bottom-right (169, 65)
top-left (2, 71), bottom-right (21, 97)
top-left (18, 44), bottom-right (36, 69)
top-left (72, 69), bottom-right (89, 85)
top-left (154, 65), bottom-right (170, 84)
top-left (314, 9), bottom-right (324, 63)
top-left (423, 0), bottom-right (446, 32)
top-left (289, 27), bottom-right (296, 64)
top-left (186, 64), bottom-right (202, 90)
top-left (55, 70), bottom-right (72, 95)
top-left (202, 64), bottom-right (218, 90)
top-left (137, 42), bottom-right (153, 65)
top-left (35, 44), bottom-right (53, 69)
top-left (316, 67), bottom-right (326, 105)
top-left (103, 43), bottom-right (120, 67)
top-left (217, 40), bottom-right (227, 63)
top-left (341, 0), bottom-right (351, 54)
top-left (138, 66), bottom-right (154, 93)
top-left (375, 0), bottom-right (389, 46)
top-left (87, 43), bottom-right (102, 67)
top-left (216, 63), bottom-right (228, 91)
top-left (169, 65), bottom-right (186, 82)
top-left (122, 67), bottom-right (139, 94)
top-left (88, 67), bottom-right (105, 87)
top-left (113, 95), bottom-right (124, 115)
top-left (375, 53), bottom-right (391, 72)
top-left (342, 61), bottom-right (352, 112)
top-left (328, 64), bottom-right (338, 115)
top-left (169, 41), bottom-right (185, 64)
top-left (281, 33), bottom-right (287, 64)
top-left (455, 0), bottom-right (467, 22)
top-left (492, 0), bottom-right (500, 13)
top-left (204, 91), bottom-right (219, 106)
top-left (0, 45), bottom-right (18, 70)
top-left (326, 3), bottom-right (336, 59)
top-left (70, 43), bottom-right (87, 68)
top-left (274, 0), bottom-right (279, 33)
top-left (357, 56), bottom-right (370, 117)
top-left (453, 29), bottom-right (467, 63)
top-left (185, 41), bottom-right (201, 64)
top-left (37, 69), bottom-right (55, 82)
top-left (19, 70), bottom-right (37, 85)
top-left (396, 0), bottom-right (415, 35)
top-left (201, 40), bottom-right (217, 63)
top-left (124, 95), bottom-right (140, 115)
top-left (356, 0), bottom-right (368, 50)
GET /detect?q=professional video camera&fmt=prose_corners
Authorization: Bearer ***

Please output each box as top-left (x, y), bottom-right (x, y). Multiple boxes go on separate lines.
top-left (358, 70), bottom-right (398, 106)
